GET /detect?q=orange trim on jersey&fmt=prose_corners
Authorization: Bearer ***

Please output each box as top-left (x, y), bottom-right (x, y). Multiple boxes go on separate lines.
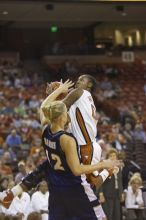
top-left (76, 107), bottom-right (91, 144)
top-left (80, 142), bottom-right (93, 164)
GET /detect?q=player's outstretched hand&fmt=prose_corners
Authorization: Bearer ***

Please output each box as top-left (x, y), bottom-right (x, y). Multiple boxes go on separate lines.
top-left (0, 190), bottom-right (14, 209)
top-left (58, 79), bottom-right (74, 94)
top-left (101, 159), bottom-right (121, 171)
top-left (46, 80), bottom-right (74, 97)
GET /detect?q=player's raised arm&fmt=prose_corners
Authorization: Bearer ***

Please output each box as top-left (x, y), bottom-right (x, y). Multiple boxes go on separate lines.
top-left (63, 88), bottom-right (83, 109)
top-left (40, 79), bottom-right (74, 127)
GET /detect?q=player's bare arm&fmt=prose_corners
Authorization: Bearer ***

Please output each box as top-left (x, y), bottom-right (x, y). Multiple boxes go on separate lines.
top-left (63, 88), bottom-right (83, 109)
top-left (60, 134), bottom-right (120, 176)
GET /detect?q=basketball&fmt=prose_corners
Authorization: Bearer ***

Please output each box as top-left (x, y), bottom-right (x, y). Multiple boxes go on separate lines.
top-left (51, 81), bottom-right (68, 100)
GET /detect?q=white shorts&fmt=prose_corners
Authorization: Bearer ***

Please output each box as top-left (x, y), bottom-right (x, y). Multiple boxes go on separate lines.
top-left (91, 141), bottom-right (102, 176)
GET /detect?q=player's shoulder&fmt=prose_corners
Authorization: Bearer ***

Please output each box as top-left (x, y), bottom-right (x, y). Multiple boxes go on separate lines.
top-left (60, 132), bottom-right (74, 140)
top-left (71, 87), bottom-right (83, 95)
top-left (60, 132), bottom-right (76, 143)
top-left (60, 133), bottom-right (77, 152)
top-left (42, 124), bottom-right (49, 134)
top-left (68, 88), bottom-right (84, 100)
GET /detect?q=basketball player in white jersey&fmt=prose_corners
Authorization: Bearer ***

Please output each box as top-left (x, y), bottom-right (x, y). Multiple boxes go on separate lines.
top-left (64, 75), bottom-right (102, 186)
top-left (46, 75), bottom-right (113, 188)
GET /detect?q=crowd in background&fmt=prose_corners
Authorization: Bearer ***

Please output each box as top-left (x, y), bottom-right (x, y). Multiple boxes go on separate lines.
top-left (0, 58), bottom-right (146, 219)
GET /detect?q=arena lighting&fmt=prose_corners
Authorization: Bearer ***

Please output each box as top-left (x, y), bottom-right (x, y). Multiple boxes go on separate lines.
top-left (122, 12), bottom-right (127, 16)
top-left (96, 44), bottom-right (104, 48)
top-left (50, 26), bottom-right (58, 33)
top-left (2, 11), bottom-right (8, 15)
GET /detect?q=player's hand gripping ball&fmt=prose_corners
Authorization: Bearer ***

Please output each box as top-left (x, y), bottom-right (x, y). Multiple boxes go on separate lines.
top-left (46, 81), bottom-right (67, 100)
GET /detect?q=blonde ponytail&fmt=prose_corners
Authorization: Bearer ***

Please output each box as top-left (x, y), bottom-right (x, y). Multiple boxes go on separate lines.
top-left (43, 101), bottom-right (66, 122)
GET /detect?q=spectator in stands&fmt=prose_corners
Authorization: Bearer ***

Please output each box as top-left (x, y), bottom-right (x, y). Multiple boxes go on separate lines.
top-left (0, 181), bottom-right (15, 215)
top-left (21, 74), bottom-right (31, 87)
top-left (3, 76), bottom-right (12, 87)
top-left (12, 114), bottom-right (22, 129)
top-left (30, 117), bottom-right (41, 129)
top-left (2, 180), bottom-right (30, 220)
top-left (99, 111), bottom-right (111, 125)
top-left (104, 65), bottom-right (119, 78)
top-left (0, 177), bottom-right (9, 192)
top-left (25, 156), bottom-right (35, 173)
top-left (100, 77), bottom-right (117, 99)
top-left (143, 83), bottom-right (146, 96)
top-left (14, 107), bottom-right (26, 119)
top-left (109, 124), bottom-right (127, 151)
top-left (125, 174), bottom-right (145, 220)
top-left (97, 137), bottom-right (110, 160)
top-left (28, 95), bottom-right (40, 110)
top-left (0, 135), bottom-right (5, 155)
top-left (1, 102), bottom-right (14, 115)
top-left (5, 129), bottom-right (22, 150)
top-left (3, 151), bottom-right (14, 164)
top-left (14, 76), bottom-right (22, 89)
top-left (95, 87), bottom-right (105, 102)
top-left (132, 172), bottom-right (143, 185)
top-left (133, 123), bottom-right (146, 144)
top-left (64, 59), bottom-right (79, 76)
top-left (7, 180), bottom-right (15, 190)
top-left (0, 158), bottom-right (12, 176)
top-left (99, 148), bottom-right (124, 220)
top-left (34, 148), bottom-right (47, 165)
top-left (130, 105), bottom-right (143, 123)
top-left (19, 121), bottom-right (32, 139)
top-left (32, 72), bottom-right (43, 85)
top-left (100, 77), bottom-right (113, 91)
top-left (117, 101), bottom-right (132, 125)
top-left (15, 161), bottom-right (27, 184)
top-left (30, 180), bottom-right (49, 220)
top-left (122, 123), bottom-right (134, 143)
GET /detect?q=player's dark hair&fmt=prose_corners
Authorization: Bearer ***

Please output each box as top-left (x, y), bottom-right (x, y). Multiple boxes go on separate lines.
top-left (84, 74), bottom-right (98, 93)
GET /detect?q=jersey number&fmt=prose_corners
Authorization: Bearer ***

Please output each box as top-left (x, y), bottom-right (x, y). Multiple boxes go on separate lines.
top-left (46, 150), bottom-right (65, 171)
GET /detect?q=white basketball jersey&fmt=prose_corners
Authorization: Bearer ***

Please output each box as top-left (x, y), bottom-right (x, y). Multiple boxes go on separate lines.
top-left (68, 90), bottom-right (98, 145)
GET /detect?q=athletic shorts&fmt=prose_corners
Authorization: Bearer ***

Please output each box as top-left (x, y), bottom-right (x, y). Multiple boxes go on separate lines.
top-left (80, 141), bottom-right (102, 186)
top-left (49, 183), bottom-right (106, 220)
